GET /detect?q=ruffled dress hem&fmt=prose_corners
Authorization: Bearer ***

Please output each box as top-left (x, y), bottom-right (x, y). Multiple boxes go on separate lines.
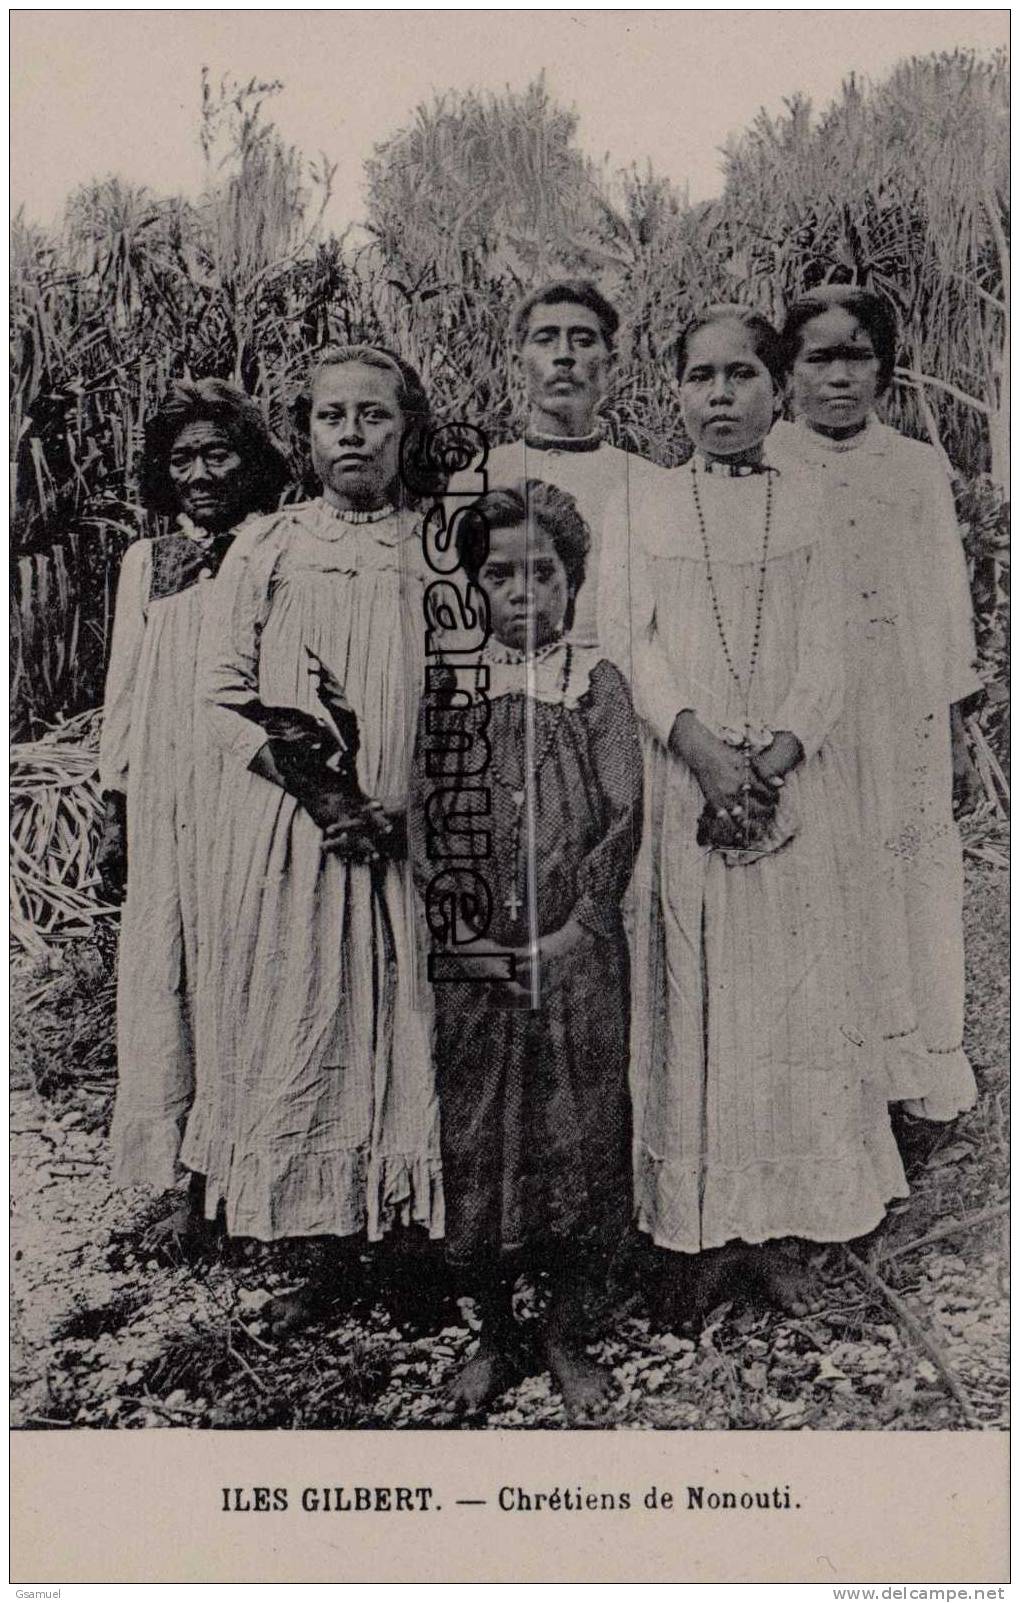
top-left (191, 1140), bottom-right (445, 1244)
top-left (634, 1142), bottom-right (909, 1254)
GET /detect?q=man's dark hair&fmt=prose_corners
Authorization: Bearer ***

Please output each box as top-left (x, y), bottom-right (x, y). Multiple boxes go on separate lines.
top-left (138, 379), bottom-right (291, 516)
top-left (511, 279), bottom-right (620, 351)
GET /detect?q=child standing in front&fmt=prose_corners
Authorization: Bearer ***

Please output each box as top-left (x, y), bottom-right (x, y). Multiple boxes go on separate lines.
top-left (411, 481), bottom-right (643, 1421)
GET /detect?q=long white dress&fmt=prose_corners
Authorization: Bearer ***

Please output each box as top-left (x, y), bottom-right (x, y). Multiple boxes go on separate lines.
top-left (183, 500), bottom-right (442, 1242)
top-left (600, 463), bottom-right (907, 1253)
top-left (99, 517), bottom-right (246, 1190)
top-left (768, 418), bottom-right (982, 1121)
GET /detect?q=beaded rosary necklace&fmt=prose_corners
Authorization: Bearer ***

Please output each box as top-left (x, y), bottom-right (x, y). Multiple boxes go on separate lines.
top-left (485, 642), bottom-right (573, 922)
top-left (690, 458), bottom-right (773, 846)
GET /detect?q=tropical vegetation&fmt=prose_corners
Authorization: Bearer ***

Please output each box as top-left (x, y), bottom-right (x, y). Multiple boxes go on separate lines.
top-left (10, 51), bottom-right (1009, 940)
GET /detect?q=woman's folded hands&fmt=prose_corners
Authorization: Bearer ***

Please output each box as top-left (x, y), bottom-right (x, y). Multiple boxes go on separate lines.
top-left (670, 713), bottom-right (775, 847)
top-left (669, 712), bottom-right (804, 853)
top-left (319, 798), bottom-right (406, 862)
top-left (245, 702), bottom-right (406, 861)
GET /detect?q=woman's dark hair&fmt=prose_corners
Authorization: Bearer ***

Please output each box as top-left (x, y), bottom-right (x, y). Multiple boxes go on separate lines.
top-left (291, 344), bottom-right (433, 505)
top-left (138, 379), bottom-right (291, 516)
top-left (675, 303), bottom-right (784, 390)
top-left (511, 279), bottom-right (620, 351)
top-left (455, 479), bottom-right (591, 632)
top-left (779, 286), bottom-right (898, 395)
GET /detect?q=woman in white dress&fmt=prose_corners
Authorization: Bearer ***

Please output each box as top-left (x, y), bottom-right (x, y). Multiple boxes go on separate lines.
top-left (98, 380), bottom-right (290, 1242)
top-left (770, 287), bottom-right (982, 1131)
top-left (601, 306), bottom-right (906, 1315)
top-left (187, 346), bottom-right (442, 1335)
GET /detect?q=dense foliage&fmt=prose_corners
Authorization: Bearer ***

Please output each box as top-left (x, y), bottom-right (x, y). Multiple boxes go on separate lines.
top-left (10, 54), bottom-right (1009, 742)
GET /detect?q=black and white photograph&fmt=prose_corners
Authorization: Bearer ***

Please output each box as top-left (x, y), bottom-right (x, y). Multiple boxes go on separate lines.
top-left (10, 4), bottom-right (1009, 1584)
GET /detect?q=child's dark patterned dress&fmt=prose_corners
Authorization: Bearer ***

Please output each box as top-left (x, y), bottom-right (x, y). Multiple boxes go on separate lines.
top-left (412, 645), bottom-right (643, 1267)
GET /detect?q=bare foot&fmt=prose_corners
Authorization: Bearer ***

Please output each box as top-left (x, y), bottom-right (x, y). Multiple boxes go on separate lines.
top-left (143, 1194), bottom-right (214, 1265)
top-left (543, 1333), bottom-right (613, 1423)
top-left (892, 1108), bottom-right (953, 1178)
top-left (445, 1339), bottom-right (519, 1416)
top-left (650, 1249), bottom-right (730, 1329)
top-left (264, 1282), bottom-right (340, 1340)
top-left (741, 1246), bottom-right (813, 1318)
top-left (687, 1251), bottom-right (734, 1321)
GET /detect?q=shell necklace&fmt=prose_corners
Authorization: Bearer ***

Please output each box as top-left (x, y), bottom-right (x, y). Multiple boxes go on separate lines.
top-left (486, 642), bottom-right (573, 922)
top-left (324, 500), bottom-right (396, 525)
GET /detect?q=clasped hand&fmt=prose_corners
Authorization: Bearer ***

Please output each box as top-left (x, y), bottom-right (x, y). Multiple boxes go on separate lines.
top-left (447, 918), bottom-right (590, 997)
top-left (509, 916), bottom-right (589, 996)
top-left (314, 795), bottom-right (405, 862)
top-left (476, 918), bottom-right (589, 998)
top-left (671, 714), bottom-right (802, 850)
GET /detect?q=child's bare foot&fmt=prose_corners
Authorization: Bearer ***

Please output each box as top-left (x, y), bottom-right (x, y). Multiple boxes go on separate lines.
top-left (543, 1333), bottom-right (613, 1423)
top-left (446, 1336), bottom-right (519, 1416)
top-left (264, 1245), bottom-right (363, 1339)
top-left (740, 1244), bottom-right (813, 1318)
top-left (892, 1107), bottom-right (953, 1178)
top-left (687, 1251), bottom-right (734, 1321)
top-left (264, 1282), bottom-right (337, 1339)
top-left (649, 1248), bottom-right (729, 1328)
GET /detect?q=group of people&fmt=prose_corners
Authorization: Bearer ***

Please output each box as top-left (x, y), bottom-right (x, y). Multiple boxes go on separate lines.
top-left (97, 278), bottom-right (981, 1421)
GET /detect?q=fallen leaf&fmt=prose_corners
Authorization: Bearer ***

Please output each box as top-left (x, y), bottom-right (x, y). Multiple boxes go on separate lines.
top-left (813, 1356), bottom-right (848, 1385)
top-left (237, 1288), bottom-right (272, 1313)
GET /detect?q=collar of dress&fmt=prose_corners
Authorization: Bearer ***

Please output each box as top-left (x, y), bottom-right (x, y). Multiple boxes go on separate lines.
top-left (321, 499), bottom-right (397, 524)
top-left (177, 511), bottom-right (259, 545)
top-left (476, 637), bottom-right (598, 708)
top-left (695, 454), bottom-right (777, 477)
top-left (311, 498), bottom-right (409, 546)
top-left (788, 413), bottom-right (886, 458)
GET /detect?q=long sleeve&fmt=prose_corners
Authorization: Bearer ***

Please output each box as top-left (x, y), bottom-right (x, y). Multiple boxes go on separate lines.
top-left (926, 461), bottom-right (983, 705)
top-left (571, 661), bottom-right (644, 939)
top-left (599, 485), bottom-right (696, 747)
top-left (198, 527), bottom-right (279, 771)
top-left (98, 539), bottom-right (151, 792)
top-left (772, 533), bottom-right (844, 762)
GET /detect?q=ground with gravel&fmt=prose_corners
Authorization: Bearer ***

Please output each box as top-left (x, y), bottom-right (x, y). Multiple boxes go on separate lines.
top-left (10, 861), bottom-right (1008, 1432)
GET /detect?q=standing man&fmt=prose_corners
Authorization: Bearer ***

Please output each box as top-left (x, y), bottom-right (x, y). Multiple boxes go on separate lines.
top-left (447, 278), bottom-right (663, 656)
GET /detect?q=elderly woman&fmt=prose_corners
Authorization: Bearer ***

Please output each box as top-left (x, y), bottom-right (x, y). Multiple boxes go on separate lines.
top-left (98, 379), bottom-right (290, 1237)
top-left (185, 345), bottom-right (443, 1337)
top-left (770, 287), bottom-right (982, 1134)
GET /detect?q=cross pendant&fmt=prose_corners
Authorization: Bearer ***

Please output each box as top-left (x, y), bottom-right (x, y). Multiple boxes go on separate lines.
top-left (504, 884), bottom-right (523, 921)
